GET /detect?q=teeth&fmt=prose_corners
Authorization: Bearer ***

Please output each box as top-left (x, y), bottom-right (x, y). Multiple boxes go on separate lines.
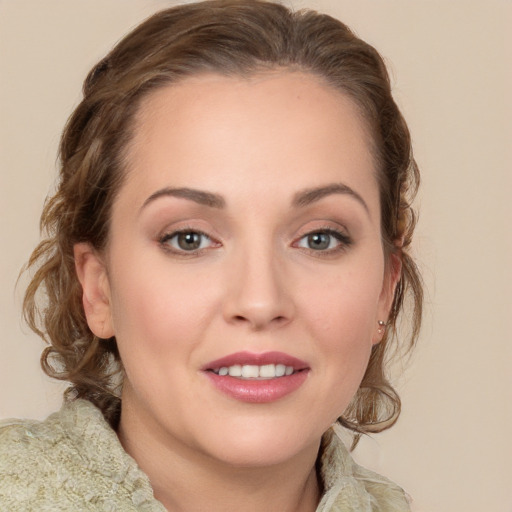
top-left (228, 365), bottom-right (242, 377)
top-left (241, 365), bottom-right (259, 378)
top-left (213, 364), bottom-right (296, 379)
top-left (275, 364), bottom-right (286, 377)
top-left (259, 364), bottom-right (275, 378)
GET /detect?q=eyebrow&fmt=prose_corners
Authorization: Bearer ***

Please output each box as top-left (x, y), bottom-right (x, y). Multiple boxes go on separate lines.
top-left (141, 182), bottom-right (368, 214)
top-left (292, 183), bottom-right (369, 213)
top-left (141, 187), bottom-right (226, 210)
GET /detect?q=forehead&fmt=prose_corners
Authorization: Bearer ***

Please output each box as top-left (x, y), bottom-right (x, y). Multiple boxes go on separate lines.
top-left (120, 71), bottom-right (379, 212)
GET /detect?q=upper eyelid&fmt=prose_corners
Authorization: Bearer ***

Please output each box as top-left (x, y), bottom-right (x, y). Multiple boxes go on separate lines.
top-left (292, 227), bottom-right (352, 249)
top-left (295, 225), bottom-right (350, 239)
top-left (155, 221), bottom-right (352, 245)
top-left (159, 226), bottom-right (349, 239)
top-left (160, 227), bottom-right (211, 238)
top-left (160, 229), bottom-right (218, 247)
top-left (158, 222), bottom-right (219, 241)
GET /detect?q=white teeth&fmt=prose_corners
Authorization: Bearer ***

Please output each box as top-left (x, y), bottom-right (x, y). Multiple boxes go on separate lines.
top-left (214, 364), bottom-right (296, 379)
top-left (241, 365), bottom-right (259, 378)
top-left (228, 365), bottom-right (242, 377)
top-left (275, 364), bottom-right (286, 377)
top-left (259, 364), bottom-right (275, 378)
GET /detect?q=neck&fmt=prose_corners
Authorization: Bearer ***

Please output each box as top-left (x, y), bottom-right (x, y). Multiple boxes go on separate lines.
top-left (117, 398), bottom-right (321, 512)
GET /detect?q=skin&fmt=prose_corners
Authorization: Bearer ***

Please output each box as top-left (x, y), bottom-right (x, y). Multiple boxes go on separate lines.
top-left (75, 71), bottom-right (400, 512)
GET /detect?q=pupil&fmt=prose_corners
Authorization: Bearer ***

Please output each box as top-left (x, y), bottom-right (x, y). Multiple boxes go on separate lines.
top-left (308, 233), bottom-right (330, 250)
top-left (178, 232), bottom-right (201, 250)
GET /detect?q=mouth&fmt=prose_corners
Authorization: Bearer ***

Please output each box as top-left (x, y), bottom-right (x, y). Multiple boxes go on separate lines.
top-left (202, 351), bottom-right (309, 403)
top-left (209, 363), bottom-right (296, 379)
top-left (203, 351), bottom-right (308, 378)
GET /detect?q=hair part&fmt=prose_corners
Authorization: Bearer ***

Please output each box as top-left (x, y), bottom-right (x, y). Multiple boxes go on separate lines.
top-left (23, 0), bottom-right (422, 443)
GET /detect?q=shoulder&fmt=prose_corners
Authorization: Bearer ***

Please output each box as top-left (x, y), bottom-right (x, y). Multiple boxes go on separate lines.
top-left (349, 458), bottom-right (411, 512)
top-left (0, 400), bottom-right (164, 511)
top-left (0, 407), bottom-right (69, 452)
top-left (318, 426), bottom-right (411, 512)
top-left (0, 411), bottom-right (68, 504)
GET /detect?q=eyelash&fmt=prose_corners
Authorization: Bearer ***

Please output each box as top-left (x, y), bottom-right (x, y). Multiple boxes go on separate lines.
top-left (158, 228), bottom-right (218, 256)
top-left (158, 227), bottom-right (352, 256)
top-left (294, 228), bottom-right (352, 255)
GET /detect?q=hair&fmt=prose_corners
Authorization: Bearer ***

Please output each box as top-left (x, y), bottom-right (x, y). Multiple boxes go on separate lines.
top-left (23, 0), bottom-right (422, 442)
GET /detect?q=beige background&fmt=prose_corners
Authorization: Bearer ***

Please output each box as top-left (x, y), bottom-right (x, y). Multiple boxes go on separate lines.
top-left (1, 1), bottom-right (511, 511)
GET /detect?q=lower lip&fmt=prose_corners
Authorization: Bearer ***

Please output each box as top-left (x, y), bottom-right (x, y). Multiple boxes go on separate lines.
top-left (204, 371), bottom-right (309, 403)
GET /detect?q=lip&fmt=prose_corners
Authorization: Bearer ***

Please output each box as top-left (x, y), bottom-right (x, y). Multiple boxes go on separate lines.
top-left (202, 351), bottom-right (309, 371)
top-left (201, 351), bottom-right (310, 403)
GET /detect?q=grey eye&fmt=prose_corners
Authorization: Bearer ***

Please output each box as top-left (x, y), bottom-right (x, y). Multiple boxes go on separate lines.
top-left (306, 233), bottom-right (331, 250)
top-left (162, 231), bottom-right (213, 252)
top-left (296, 229), bottom-right (352, 252)
top-left (176, 232), bottom-right (203, 251)
top-left (298, 232), bottom-right (338, 251)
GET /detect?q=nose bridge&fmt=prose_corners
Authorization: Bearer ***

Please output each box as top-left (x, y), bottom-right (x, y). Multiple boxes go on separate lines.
top-left (223, 235), bottom-right (293, 329)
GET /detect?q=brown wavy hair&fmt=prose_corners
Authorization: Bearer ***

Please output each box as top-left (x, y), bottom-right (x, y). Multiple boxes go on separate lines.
top-left (23, 0), bottom-right (422, 440)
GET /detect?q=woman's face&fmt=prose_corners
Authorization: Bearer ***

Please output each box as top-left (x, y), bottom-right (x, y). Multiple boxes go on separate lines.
top-left (78, 71), bottom-right (397, 467)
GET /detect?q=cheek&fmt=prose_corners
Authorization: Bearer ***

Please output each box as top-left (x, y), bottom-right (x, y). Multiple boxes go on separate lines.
top-left (107, 264), bottom-right (214, 406)
top-left (298, 266), bottom-right (383, 341)
top-left (108, 258), bottom-right (220, 357)
top-left (295, 261), bottom-right (383, 402)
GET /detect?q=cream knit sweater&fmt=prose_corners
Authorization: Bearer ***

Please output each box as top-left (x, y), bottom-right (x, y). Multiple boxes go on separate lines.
top-left (0, 400), bottom-right (410, 511)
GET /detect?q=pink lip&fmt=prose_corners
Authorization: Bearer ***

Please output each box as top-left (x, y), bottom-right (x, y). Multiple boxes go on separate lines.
top-left (202, 351), bottom-right (308, 371)
top-left (201, 351), bottom-right (310, 403)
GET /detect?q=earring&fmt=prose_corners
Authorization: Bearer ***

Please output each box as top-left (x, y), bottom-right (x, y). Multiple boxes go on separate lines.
top-left (377, 320), bottom-right (386, 335)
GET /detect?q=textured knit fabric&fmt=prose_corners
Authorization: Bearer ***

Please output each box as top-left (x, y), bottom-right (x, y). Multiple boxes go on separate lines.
top-left (0, 400), bottom-right (410, 511)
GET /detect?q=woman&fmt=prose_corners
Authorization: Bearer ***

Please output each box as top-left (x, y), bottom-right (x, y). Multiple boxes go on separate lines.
top-left (0, 1), bottom-right (422, 510)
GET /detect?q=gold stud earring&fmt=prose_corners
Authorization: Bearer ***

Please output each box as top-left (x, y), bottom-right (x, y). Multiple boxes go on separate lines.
top-left (377, 320), bottom-right (386, 335)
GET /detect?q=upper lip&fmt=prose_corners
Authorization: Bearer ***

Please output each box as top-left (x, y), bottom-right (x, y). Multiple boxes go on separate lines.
top-left (202, 351), bottom-right (309, 371)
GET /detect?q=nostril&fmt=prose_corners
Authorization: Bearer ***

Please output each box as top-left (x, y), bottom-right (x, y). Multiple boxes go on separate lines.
top-left (234, 315), bottom-right (286, 322)
top-left (230, 313), bottom-right (289, 329)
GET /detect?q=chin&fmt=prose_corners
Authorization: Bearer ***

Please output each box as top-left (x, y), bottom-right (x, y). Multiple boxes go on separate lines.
top-left (197, 421), bottom-right (322, 469)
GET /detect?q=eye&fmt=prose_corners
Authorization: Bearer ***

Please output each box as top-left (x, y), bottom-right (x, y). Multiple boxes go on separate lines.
top-left (296, 229), bottom-right (351, 252)
top-left (160, 230), bottom-right (215, 253)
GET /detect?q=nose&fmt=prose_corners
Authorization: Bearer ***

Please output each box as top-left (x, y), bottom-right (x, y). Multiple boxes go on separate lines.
top-left (222, 247), bottom-right (295, 331)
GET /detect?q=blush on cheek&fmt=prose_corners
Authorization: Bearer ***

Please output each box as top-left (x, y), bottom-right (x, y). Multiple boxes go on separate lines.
top-left (113, 271), bottom-right (214, 357)
top-left (310, 296), bottom-right (376, 344)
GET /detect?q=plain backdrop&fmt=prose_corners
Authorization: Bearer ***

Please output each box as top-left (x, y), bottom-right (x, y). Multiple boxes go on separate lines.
top-left (1, 1), bottom-right (511, 511)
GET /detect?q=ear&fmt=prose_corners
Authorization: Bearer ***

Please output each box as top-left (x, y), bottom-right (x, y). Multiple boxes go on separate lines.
top-left (74, 243), bottom-right (115, 339)
top-left (372, 251), bottom-right (402, 345)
